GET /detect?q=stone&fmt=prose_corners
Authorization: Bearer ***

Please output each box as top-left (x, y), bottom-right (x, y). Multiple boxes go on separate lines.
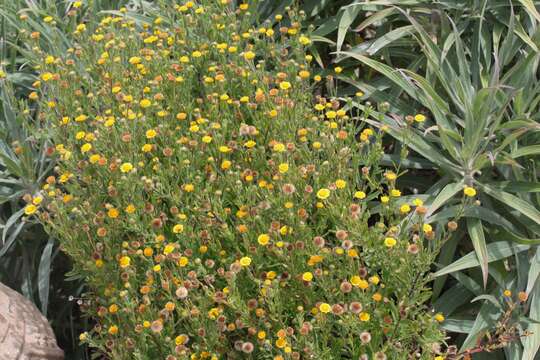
top-left (0, 282), bottom-right (63, 360)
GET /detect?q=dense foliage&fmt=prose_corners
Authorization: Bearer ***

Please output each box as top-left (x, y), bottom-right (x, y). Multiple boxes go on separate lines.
top-left (30, 2), bottom-right (453, 358)
top-left (0, 0), bottom-right (539, 359)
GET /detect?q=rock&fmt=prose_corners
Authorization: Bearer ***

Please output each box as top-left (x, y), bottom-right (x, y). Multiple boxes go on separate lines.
top-left (0, 282), bottom-right (63, 360)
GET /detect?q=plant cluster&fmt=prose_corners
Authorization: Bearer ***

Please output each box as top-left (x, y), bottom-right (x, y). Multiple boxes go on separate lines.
top-left (20, 1), bottom-right (463, 358)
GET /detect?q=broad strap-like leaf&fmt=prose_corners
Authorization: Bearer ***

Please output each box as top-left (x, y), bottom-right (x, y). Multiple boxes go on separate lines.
top-left (434, 241), bottom-right (530, 277)
top-left (467, 218), bottom-right (489, 288)
top-left (336, 3), bottom-right (362, 52)
top-left (479, 182), bottom-right (540, 224)
top-left (425, 182), bottom-right (463, 218)
top-left (522, 282), bottom-right (540, 360)
top-left (38, 238), bottom-right (54, 316)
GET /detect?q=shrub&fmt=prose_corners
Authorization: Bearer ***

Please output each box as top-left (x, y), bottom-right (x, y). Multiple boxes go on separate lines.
top-left (33, 1), bottom-right (449, 358)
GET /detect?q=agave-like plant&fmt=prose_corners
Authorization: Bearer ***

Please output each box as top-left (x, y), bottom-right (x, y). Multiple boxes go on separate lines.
top-left (334, 2), bottom-right (540, 359)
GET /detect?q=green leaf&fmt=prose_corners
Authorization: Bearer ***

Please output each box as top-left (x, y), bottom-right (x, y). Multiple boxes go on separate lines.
top-left (526, 247), bottom-right (540, 295)
top-left (489, 181), bottom-right (540, 193)
top-left (467, 218), bottom-right (489, 288)
top-left (479, 183), bottom-right (540, 224)
top-left (511, 145), bottom-right (540, 159)
top-left (355, 7), bottom-right (396, 33)
top-left (347, 25), bottom-right (415, 56)
top-left (523, 282), bottom-right (540, 360)
top-left (441, 319), bottom-right (474, 333)
top-left (336, 4), bottom-right (362, 52)
top-left (518, 0), bottom-right (540, 23)
top-left (471, 294), bottom-right (502, 309)
top-left (434, 242), bottom-right (530, 277)
top-left (38, 238), bottom-right (54, 316)
top-left (425, 182), bottom-right (463, 218)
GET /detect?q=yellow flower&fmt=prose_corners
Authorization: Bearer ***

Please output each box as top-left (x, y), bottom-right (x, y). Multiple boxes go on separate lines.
top-left (173, 224), bottom-right (184, 233)
top-left (334, 66), bottom-right (343, 74)
top-left (302, 272), bottom-right (313, 282)
top-left (41, 72), bottom-right (54, 81)
top-left (299, 35), bottom-right (311, 45)
top-left (278, 163), bottom-right (289, 174)
top-left (108, 325), bottom-right (118, 335)
top-left (273, 143), bottom-right (285, 152)
top-left (142, 144), bottom-right (152, 152)
top-left (81, 143), bottom-right (92, 153)
top-left (178, 257), bottom-right (189, 267)
top-left (107, 208), bottom-right (119, 218)
top-left (384, 237), bottom-right (397, 248)
top-left (24, 204), bottom-right (38, 216)
top-left (400, 204), bottom-right (411, 214)
top-left (279, 81), bottom-right (291, 90)
top-left (146, 129), bottom-right (157, 139)
top-left (299, 70), bottom-right (310, 79)
top-left (120, 162), bottom-right (133, 173)
top-left (244, 140), bottom-right (256, 148)
top-left (390, 189), bottom-right (401, 197)
top-left (414, 114), bottom-right (426, 122)
top-left (129, 56), bottom-right (141, 65)
top-left (164, 244), bottom-right (175, 255)
top-left (239, 256), bottom-right (251, 267)
top-left (385, 171), bottom-right (397, 181)
top-left (244, 51), bottom-right (255, 60)
top-left (319, 303), bottom-right (331, 313)
top-left (359, 312), bottom-right (370, 322)
top-left (119, 256), bottom-right (130, 268)
top-left (464, 186), bottom-right (476, 197)
top-left (75, 114), bottom-right (87, 122)
top-left (423, 224), bottom-right (433, 233)
top-left (434, 313), bottom-right (445, 322)
top-left (257, 234), bottom-right (270, 246)
top-left (139, 99), bottom-right (152, 108)
top-left (316, 188), bottom-right (330, 200)
top-left (184, 184), bottom-right (194, 192)
top-left (335, 179), bottom-right (346, 189)
top-left (354, 191), bottom-right (366, 199)
top-left (221, 160), bottom-right (232, 170)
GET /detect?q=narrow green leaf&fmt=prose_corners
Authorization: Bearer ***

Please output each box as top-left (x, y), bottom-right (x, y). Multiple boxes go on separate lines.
top-left (441, 319), bottom-right (474, 333)
top-left (479, 183), bottom-right (540, 224)
top-left (426, 182), bottom-right (463, 218)
top-left (434, 242), bottom-right (530, 277)
top-left (511, 145), bottom-right (540, 158)
top-left (467, 218), bottom-right (489, 288)
top-left (38, 238), bottom-right (54, 316)
top-left (523, 283), bottom-right (540, 360)
top-left (336, 4), bottom-right (362, 52)
top-left (518, 0), bottom-right (540, 23)
top-left (526, 247), bottom-right (540, 295)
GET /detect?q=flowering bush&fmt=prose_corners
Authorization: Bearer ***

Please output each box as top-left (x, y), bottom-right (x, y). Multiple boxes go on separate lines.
top-left (29, 1), bottom-right (448, 359)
